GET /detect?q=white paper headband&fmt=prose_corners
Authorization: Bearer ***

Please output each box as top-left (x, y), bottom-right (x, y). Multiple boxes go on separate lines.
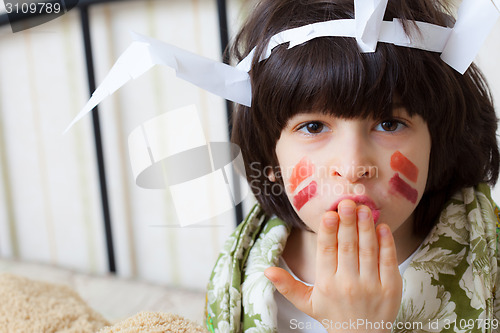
top-left (65, 0), bottom-right (499, 132)
top-left (238, 0), bottom-right (499, 72)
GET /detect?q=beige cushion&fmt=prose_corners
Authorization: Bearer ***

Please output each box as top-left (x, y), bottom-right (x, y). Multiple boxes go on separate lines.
top-left (98, 311), bottom-right (208, 333)
top-left (0, 273), bottom-right (109, 332)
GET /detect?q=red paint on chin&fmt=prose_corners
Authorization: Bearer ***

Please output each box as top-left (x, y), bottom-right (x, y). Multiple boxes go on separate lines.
top-left (389, 173), bottom-right (418, 204)
top-left (390, 151), bottom-right (418, 183)
top-left (293, 181), bottom-right (317, 210)
top-left (289, 157), bottom-right (314, 192)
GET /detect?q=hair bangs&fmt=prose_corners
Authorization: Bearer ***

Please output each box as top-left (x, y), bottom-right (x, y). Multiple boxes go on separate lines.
top-left (251, 37), bottom-right (399, 133)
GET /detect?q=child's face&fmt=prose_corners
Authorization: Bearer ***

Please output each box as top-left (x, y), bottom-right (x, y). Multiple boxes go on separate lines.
top-left (274, 107), bottom-right (431, 234)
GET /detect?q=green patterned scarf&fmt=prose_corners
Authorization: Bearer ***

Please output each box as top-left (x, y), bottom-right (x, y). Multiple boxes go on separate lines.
top-left (205, 184), bottom-right (500, 332)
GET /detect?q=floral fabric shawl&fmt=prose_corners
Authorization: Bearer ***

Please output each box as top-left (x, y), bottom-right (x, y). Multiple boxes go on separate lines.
top-left (205, 184), bottom-right (500, 332)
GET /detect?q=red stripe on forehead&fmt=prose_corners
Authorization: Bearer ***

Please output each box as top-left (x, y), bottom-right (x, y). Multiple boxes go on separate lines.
top-left (390, 151), bottom-right (418, 183)
top-left (289, 157), bottom-right (315, 192)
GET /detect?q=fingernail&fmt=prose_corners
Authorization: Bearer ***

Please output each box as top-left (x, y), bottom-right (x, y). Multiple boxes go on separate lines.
top-left (339, 202), bottom-right (355, 216)
top-left (264, 273), bottom-right (278, 284)
top-left (324, 214), bottom-right (338, 227)
top-left (357, 207), bottom-right (370, 220)
top-left (379, 225), bottom-right (391, 237)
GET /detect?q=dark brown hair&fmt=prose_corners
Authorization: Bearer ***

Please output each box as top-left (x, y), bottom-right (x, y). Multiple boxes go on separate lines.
top-left (231, 0), bottom-right (499, 237)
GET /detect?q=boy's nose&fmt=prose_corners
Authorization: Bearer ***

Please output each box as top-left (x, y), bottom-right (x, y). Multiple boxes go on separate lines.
top-left (331, 164), bottom-right (375, 183)
top-left (328, 140), bottom-right (376, 183)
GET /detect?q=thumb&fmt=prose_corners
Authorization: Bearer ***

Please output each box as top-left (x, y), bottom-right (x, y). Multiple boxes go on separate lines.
top-left (264, 267), bottom-right (313, 315)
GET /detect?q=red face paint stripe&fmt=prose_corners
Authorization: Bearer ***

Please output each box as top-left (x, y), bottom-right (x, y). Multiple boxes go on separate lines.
top-left (389, 173), bottom-right (418, 204)
top-left (289, 157), bottom-right (314, 192)
top-left (390, 151), bottom-right (418, 183)
top-left (293, 181), bottom-right (317, 210)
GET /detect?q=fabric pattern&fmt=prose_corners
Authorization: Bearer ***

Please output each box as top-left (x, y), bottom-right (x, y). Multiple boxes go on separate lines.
top-left (205, 184), bottom-right (500, 332)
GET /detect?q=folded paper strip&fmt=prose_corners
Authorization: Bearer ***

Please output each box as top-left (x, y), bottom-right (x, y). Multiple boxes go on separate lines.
top-left (66, 0), bottom-right (499, 132)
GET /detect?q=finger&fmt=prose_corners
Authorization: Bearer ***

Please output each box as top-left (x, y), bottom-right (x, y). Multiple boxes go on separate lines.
top-left (336, 200), bottom-right (359, 274)
top-left (376, 224), bottom-right (401, 287)
top-left (316, 211), bottom-right (339, 278)
top-left (264, 267), bottom-right (313, 315)
top-left (357, 205), bottom-right (379, 281)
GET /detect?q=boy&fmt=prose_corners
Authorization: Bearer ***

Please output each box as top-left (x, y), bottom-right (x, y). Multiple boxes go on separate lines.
top-left (206, 0), bottom-right (500, 332)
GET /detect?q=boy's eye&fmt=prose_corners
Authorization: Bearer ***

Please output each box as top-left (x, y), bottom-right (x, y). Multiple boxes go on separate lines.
top-left (375, 120), bottom-right (406, 132)
top-left (297, 121), bottom-right (328, 134)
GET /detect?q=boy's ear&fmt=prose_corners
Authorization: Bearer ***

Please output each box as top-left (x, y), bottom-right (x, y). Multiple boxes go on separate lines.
top-left (268, 169), bottom-right (276, 182)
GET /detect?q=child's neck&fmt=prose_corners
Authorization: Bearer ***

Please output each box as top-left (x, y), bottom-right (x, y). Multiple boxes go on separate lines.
top-left (282, 216), bottom-right (425, 284)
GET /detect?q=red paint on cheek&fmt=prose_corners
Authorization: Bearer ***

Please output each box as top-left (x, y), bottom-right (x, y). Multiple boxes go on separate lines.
top-left (289, 157), bottom-right (315, 192)
top-left (390, 151), bottom-right (418, 183)
top-left (389, 173), bottom-right (418, 204)
top-left (293, 181), bottom-right (317, 210)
